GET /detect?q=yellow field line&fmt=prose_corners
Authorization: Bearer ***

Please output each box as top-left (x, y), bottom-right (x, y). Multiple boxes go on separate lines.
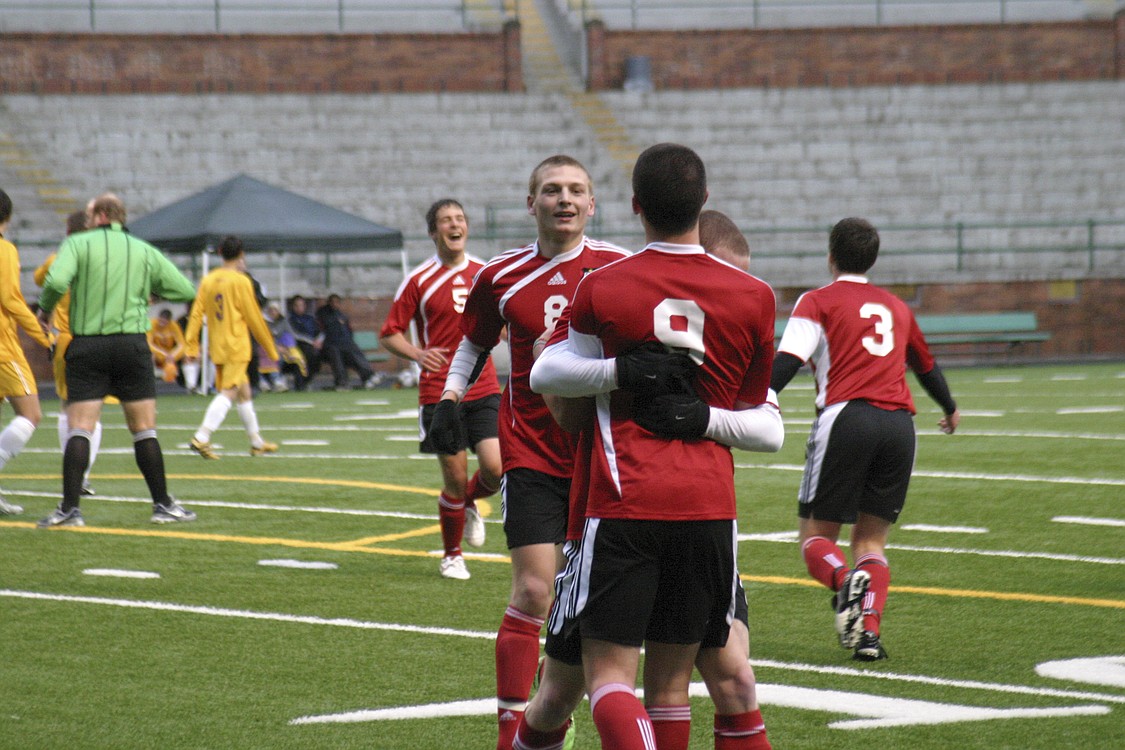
top-left (5, 520), bottom-right (1119, 609)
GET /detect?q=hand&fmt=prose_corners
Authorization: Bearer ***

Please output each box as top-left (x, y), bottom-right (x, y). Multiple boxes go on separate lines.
top-left (428, 399), bottom-right (462, 455)
top-left (939, 408), bottom-right (960, 435)
top-left (634, 393), bottom-right (710, 440)
top-left (615, 342), bottom-right (696, 398)
top-left (418, 347), bottom-right (450, 373)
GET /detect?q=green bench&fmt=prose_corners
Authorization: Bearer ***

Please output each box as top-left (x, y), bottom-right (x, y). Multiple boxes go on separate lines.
top-left (775, 311), bottom-right (1050, 354)
top-left (351, 331), bottom-right (390, 363)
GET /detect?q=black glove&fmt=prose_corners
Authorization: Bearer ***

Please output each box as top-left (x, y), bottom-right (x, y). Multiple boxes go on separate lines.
top-left (615, 342), bottom-right (696, 398)
top-left (428, 399), bottom-right (463, 455)
top-left (634, 393), bottom-right (710, 440)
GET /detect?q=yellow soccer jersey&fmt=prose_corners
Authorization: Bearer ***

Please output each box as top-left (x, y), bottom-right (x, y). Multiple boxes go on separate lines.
top-left (147, 317), bottom-right (186, 357)
top-left (33, 253), bottom-right (70, 336)
top-left (0, 237), bottom-right (51, 358)
top-left (184, 267), bottom-right (278, 364)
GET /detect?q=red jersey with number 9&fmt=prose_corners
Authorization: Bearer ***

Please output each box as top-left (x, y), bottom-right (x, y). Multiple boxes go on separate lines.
top-left (778, 275), bottom-right (936, 413)
top-left (565, 243), bottom-right (776, 520)
top-left (461, 238), bottom-right (630, 477)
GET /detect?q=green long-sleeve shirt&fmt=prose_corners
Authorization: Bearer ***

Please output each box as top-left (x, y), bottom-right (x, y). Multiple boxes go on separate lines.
top-left (39, 223), bottom-right (196, 336)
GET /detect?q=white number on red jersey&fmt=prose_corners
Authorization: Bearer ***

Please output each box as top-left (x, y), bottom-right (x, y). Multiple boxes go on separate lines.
top-left (452, 287), bottom-right (468, 314)
top-left (860, 302), bottom-right (894, 357)
top-left (543, 294), bottom-right (569, 331)
top-left (654, 299), bottom-right (706, 365)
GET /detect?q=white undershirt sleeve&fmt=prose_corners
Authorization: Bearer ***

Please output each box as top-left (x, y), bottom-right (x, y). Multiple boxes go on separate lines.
top-left (442, 337), bottom-right (487, 400)
top-left (530, 335), bottom-right (617, 397)
top-left (703, 390), bottom-right (785, 452)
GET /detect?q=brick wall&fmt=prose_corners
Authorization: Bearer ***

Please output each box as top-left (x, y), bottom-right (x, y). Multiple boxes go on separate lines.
top-left (587, 14), bottom-right (1125, 90)
top-left (0, 21), bottom-right (523, 94)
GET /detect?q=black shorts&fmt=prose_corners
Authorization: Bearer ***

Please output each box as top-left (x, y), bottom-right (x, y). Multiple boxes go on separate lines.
top-left (418, 394), bottom-right (500, 454)
top-left (544, 539), bottom-right (584, 666)
top-left (701, 575), bottom-right (748, 649)
top-left (798, 399), bottom-right (916, 524)
top-left (569, 518), bottom-right (737, 648)
top-left (65, 334), bottom-right (156, 403)
top-left (500, 468), bottom-right (569, 549)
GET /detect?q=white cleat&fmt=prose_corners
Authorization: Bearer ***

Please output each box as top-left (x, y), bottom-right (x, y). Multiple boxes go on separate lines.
top-left (440, 555), bottom-right (471, 580)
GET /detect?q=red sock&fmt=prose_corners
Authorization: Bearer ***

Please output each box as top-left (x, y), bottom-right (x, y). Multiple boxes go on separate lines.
top-left (802, 536), bottom-right (848, 590)
top-left (648, 704), bottom-right (691, 750)
top-left (513, 716), bottom-right (571, 750)
top-left (590, 683), bottom-right (652, 750)
top-left (438, 492), bottom-right (465, 557)
top-left (856, 553), bottom-right (890, 635)
top-left (715, 709), bottom-right (771, 749)
top-left (466, 469), bottom-right (499, 502)
top-left (496, 607), bottom-right (545, 750)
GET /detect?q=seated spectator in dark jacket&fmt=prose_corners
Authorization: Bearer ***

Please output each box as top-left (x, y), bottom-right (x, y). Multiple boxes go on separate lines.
top-left (287, 295), bottom-right (322, 391)
top-left (314, 294), bottom-right (379, 390)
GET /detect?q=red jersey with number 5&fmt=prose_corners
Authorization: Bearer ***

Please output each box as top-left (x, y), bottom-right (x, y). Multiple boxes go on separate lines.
top-left (462, 238), bottom-right (630, 477)
top-left (381, 254), bottom-right (499, 405)
top-left (566, 243), bottom-right (776, 520)
top-left (778, 275), bottom-right (936, 413)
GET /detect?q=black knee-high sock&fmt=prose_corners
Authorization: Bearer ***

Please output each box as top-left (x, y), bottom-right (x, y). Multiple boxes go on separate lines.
top-left (62, 432), bottom-right (91, 512)
top-left (133, 430), bottom-right (170, 505)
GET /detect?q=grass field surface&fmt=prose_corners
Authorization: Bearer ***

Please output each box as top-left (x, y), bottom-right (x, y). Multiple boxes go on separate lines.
top-left (2, 362), bottom-right (1123, 749)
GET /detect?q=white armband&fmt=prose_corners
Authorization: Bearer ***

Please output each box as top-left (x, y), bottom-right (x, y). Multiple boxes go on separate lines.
top-left (704, 392), bottom-right (784, 452)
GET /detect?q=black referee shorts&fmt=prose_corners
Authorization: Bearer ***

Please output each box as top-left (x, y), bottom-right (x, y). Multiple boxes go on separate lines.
top-left (65, 333), bottom-right (156, 403)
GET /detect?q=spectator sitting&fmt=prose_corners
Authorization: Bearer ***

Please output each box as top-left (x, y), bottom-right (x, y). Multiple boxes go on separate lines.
top-left (314, 293), bottom-right (380, 390)
top-left (263, 302), bottom-right (306, 392)
top-left (147, 308), bottom-right (186, 383)
top-left (287, 295), bottom-right (322, 391)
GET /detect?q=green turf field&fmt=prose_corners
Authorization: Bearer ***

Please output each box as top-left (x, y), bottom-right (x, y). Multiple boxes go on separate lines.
top-left (2, 362), bottom-right (1122, 749)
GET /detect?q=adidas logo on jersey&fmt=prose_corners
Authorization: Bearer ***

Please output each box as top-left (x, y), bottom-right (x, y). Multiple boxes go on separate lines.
top-left (547, 271), bottom-right (567, 286)
top-left (454, 275), bottom-right (466, 285)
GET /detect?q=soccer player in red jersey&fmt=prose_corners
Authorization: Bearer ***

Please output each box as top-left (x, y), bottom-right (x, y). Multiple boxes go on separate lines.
top-left (379, 199), bottom-right (502, 580)
top-left (771, 217), bottom-right (960, 661)
top-left (530, 145), bottom-right (783, 750)
top-left (429, 156), bottom-right (629, 749)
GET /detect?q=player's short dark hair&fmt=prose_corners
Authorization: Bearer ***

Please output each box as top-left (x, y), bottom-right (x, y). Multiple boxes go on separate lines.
top-left (528, 155), bottom-right (592, 196)
top-left (829, 217), bottom-right (880, 274)
top-left (699, 210), bottom-right (749, 270)
top-left (632, 143), bottom-right (707, 236)
top-left (0, 189), bottom-right (12, 225)
top-left (217, 235), bottom-right (244, 261)
top-left (425, 198), bottom-right (466, 235)
top-left (158, 308), bottom-right (173, 320)
top-left (66, 210), bottom-right (88, 235)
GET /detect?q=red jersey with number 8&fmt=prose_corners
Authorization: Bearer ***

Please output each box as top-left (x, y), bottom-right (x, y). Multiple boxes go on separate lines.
top-left (462, 238), bottom-right (629, 477)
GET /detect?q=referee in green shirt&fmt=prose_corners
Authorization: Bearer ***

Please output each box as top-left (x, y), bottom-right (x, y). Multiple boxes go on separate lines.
top-left (36, 193), bottom-right (199, 527)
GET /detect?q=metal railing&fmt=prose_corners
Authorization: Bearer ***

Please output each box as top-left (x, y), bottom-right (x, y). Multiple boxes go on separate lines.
top-left (561, 0), bottom-right (1120, 29)
top-left (0, 1), bottom-right (511, 34)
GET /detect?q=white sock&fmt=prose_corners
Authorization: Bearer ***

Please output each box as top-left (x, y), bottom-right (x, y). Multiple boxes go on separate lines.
top-left (236, 400), bottom-right (263, 448)
top-left (84, 421), bottom-right (103, 485)
top-left (57, 411), bottom-right (69, 451)
top-left (182, 360), bottom-right (200, 390)
top-left (195, 394), bottom-right (232, 442)
top-left (0, 416), bottom-right (37, 470)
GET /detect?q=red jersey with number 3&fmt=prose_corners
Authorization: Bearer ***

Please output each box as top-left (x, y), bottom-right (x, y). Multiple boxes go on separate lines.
top-left (566, 243), bottom-right (776, 521)
top-left (778, 275), bottom-right (936, 413)
top-left (462, 238), bottom-right (630, 477)
top-left (381, 254), bottom-right (499, 405)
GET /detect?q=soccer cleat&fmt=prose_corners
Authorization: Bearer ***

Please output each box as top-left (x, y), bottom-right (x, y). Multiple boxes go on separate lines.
top-left (463, 504), bottom-right (486, 547)
top-left (364, 374), bottom-right (383, 390)
top-left (250, 441), bottom-right (279, 457)
top-left (0, 495), bottom-right (24, 515)
top-left (190, 438), bottom-right (219, 460)
top-left (853, 631), bottom-right (888, 661)
top-left (37, 504), bottom-right (85, 528)
top-left (81, 483), bottom-right (96, 496)
top-left (152, 499), bottom-right (197, 524)
top-left (834, 568), bottom-right (871, 649)
top-left (440, 555), bottom-right (470, 580)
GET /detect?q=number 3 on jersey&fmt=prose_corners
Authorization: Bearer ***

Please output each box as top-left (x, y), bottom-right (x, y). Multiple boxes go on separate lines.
top-left (861, 302), bottom-right (894, 357)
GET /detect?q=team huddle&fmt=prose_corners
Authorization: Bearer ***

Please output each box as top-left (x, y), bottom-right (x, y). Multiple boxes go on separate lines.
top-left (0, 143), bottom-right (960, 750)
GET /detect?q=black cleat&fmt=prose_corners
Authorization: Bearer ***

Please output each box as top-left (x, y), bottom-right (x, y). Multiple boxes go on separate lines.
top-left (853, 631), bottom-right (888, 661)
